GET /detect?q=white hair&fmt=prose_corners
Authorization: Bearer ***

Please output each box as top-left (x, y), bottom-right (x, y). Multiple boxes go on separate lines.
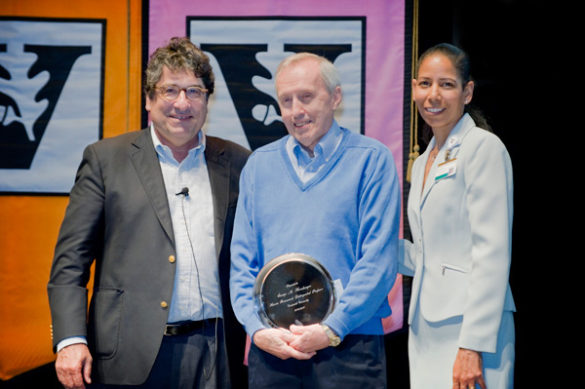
top-left (275, 52), bottom-right (341, 95)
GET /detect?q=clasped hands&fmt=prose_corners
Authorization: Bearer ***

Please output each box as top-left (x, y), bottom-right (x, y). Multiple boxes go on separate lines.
top-left (253, 323), bottom-right (331, 360)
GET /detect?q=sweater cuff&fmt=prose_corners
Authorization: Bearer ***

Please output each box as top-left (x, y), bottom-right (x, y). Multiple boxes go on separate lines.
top-left (322, 313), bottom-right (350, 340)
top-left (246, 315), bottom-right (268, 342)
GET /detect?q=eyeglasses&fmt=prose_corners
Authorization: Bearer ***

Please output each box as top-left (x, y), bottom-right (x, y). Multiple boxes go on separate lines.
top-left (155, 85), bottom-right (208, 101)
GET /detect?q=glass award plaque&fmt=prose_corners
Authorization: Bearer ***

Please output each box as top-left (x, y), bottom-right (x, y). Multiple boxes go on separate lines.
top-left (254, 253), bottom-right (336, 328)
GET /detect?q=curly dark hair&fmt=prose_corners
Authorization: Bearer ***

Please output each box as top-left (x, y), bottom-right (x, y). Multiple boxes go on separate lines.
top-left (144, 37), bottom-right (214, 99)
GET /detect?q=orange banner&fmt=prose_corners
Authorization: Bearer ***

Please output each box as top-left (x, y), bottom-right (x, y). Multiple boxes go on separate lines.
top-left (0, 0), bottom-right (142, 380)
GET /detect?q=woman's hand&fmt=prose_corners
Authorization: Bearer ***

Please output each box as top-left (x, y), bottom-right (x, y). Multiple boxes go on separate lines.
top-left (452, 348), bottom-right (486, 389)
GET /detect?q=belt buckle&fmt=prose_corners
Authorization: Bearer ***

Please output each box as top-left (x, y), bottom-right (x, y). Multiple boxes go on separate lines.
top-left (164, 323), bottom-right (180, 336)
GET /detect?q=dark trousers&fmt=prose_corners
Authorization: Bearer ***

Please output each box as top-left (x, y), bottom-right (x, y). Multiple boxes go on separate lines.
top-left (91, 319), bottom-right (230, 389)
top-left (248, 334), bottom-right (386, 389)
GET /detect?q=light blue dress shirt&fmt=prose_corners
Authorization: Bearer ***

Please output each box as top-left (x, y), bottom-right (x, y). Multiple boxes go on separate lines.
top-left (285, 121), bottom-right (343, 183)
top-left (151, 126), bottom-right (223, 323)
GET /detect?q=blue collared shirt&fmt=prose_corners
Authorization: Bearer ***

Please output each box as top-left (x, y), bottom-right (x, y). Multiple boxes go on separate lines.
top-left (285, 121), bottom-right (343, 183)
top-left (151, 126), bottom-right (222, 322)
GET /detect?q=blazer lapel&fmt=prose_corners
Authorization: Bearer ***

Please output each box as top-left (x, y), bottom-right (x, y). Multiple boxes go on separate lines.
top-left (419, 114), bottom-right (474, 209)
top-left (129, 129), bottom-right (174, 244)
top-left (205, 137), bottom-right (229, 259)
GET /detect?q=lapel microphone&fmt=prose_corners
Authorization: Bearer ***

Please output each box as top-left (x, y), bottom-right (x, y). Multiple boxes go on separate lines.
top-left (175, 183), bottom-right (218, 379)
top-left (176, 187), bottom-right (189, 196)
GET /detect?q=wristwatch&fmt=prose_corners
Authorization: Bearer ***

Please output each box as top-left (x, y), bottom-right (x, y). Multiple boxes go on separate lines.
top-left (321, 324), bottom-right (341, 347)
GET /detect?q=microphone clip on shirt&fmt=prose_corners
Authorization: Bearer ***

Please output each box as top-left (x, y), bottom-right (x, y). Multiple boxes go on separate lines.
top-left (176, 187), bottom-right (189, 197)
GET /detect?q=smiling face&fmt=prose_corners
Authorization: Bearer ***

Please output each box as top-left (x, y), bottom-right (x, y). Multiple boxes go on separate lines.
top-left (412, 53), bottom-right (474, 137)
top-left (145, 66), bottom-right (208, 152)
top-left (276, 58), bottom-right (342, 152)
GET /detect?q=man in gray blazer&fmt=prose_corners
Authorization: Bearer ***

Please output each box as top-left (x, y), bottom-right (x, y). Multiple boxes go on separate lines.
top-left (47, 37), bottom-right (249, 388)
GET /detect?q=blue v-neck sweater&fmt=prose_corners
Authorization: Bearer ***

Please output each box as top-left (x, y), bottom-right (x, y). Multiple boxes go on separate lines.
top-left (230, 128), bottom-right (400, 340)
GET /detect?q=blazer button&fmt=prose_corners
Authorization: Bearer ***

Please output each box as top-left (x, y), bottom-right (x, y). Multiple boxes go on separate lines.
top-left (160, 301), bottom-right (169, 309)
top-left (168, 255), bottom-right (176, 263)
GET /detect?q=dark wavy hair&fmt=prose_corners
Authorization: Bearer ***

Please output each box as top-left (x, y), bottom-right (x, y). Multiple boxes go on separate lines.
top-left (416, 43), bottom-right (492, 132)
top-left (144, 37), bottom-right (214, 99)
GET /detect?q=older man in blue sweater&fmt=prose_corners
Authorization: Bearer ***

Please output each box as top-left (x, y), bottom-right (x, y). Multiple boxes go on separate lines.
top-left (230, 52), bottom-right (400, 388)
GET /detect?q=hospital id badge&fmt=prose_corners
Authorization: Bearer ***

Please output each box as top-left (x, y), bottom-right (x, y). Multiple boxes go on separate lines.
top-left (435, 158), bottom-right (457, 181)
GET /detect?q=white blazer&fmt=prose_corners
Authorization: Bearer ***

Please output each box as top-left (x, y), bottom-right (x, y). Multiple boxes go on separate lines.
top-left (400, 113), bottom-right (516, 353)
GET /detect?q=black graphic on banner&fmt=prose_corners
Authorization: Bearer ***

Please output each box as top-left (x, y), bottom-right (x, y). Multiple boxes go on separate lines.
top-left (0, 45), bottom-right (91, 169)
top-left (0, 18), bottom-right (104, 194)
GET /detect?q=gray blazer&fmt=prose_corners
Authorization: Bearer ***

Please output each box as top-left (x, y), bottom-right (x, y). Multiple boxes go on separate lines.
top-left (400, 114), bottom-right (515, 354)
top-left (48, 128), bottom-right (250, 385)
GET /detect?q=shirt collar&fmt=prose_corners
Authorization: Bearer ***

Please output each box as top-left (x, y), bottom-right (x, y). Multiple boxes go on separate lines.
top-left (150, 123), bottom-right (206, 164)
top-left (289, 120), bottom-right (342, 167)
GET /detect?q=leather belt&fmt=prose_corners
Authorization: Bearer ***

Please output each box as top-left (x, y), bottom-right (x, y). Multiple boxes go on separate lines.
top-left (164, 319), bottom-right (218, 336)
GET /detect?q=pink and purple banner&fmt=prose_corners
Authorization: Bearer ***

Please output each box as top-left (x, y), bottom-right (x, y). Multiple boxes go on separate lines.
top-left (148, 0), bottom-right (406, 334)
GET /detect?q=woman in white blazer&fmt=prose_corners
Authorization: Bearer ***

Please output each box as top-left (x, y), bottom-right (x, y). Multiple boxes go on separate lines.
top-left (401, 43), bottom-right (515, 389)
